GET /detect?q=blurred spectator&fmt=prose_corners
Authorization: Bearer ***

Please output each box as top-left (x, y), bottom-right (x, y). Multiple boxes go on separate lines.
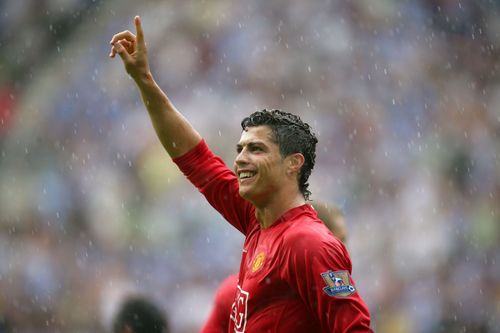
top-left (113, 296), bottom-right (169, 333)
top-left (0, 86), bottom-right (16, 138)
top-left (312, 201), bottom-right (348, 243)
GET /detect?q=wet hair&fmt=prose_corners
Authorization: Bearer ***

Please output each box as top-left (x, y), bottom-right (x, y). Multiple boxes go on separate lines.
top-left (241, 109), bottom-right (318, 200)
top-left (113, 297), bottom-right (169, 333)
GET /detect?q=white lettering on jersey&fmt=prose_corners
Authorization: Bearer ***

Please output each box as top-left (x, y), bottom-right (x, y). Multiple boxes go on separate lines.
top-left (230, 284), bottom-right (249, 333)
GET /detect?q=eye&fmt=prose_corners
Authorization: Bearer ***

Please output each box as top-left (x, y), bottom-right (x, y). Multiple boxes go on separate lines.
top-left (236, 146), bottom-right (243, 153)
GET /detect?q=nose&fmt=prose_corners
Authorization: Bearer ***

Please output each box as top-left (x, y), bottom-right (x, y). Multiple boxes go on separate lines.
top-left (234, 148), bottom-right (249, 168)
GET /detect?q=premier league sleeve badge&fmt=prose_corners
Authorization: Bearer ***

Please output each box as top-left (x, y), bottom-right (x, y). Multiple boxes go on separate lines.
top-left (321, 270), bottom-right (356, 297)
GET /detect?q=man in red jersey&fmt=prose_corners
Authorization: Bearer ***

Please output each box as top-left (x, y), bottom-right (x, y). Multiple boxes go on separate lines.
top-left (110, 16), bottom-right (372, 333)
top-left (201, 273), bottom-right (239, 333)
top-left (200, 202), bottom-right (349, 333)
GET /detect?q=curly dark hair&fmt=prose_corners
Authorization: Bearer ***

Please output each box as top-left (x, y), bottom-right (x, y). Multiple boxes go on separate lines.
top-left (241, 109), bottom-right (318, 200)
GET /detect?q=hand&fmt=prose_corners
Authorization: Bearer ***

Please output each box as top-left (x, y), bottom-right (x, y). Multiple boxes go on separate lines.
top-left (109, 16), bottom-right (150, 80)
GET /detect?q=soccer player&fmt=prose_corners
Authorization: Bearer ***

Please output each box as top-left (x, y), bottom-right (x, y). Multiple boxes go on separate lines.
top-left (110, 16), bottom-right (372, 332)
top-left (113, 296), bottom-right (169, 333)
top-left (200, 202), bottom-right (349, 333)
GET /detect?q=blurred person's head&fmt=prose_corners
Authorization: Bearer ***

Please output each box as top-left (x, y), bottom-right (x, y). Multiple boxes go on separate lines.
top-left (311, 202), bottom-right (347, 243)
top-left (237, 109), bottom-right (318, 202)
top-left (113, 296), bottom-right (169, 333)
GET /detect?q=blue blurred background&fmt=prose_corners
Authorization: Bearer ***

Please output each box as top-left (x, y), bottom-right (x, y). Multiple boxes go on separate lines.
top-left (0, 0), bottom-right (498, 332)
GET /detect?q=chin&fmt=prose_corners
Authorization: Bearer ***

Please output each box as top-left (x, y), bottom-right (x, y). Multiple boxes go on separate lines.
top-left (239, 187), bottom-right (257, 203)
top-left (239, 188), bottom-right (250, 200)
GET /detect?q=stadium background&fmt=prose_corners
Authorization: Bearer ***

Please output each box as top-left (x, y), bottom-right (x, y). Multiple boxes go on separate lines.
top-left (0, 0), bottom-right (498, 332)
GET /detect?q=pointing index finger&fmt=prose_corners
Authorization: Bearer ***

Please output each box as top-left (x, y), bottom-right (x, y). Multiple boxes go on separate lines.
top-left (135, 16), bottom-right (145, 46)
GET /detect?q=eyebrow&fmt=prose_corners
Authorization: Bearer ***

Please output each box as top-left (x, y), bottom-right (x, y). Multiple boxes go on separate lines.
top-left (236, 141), bottom-right (266, 152)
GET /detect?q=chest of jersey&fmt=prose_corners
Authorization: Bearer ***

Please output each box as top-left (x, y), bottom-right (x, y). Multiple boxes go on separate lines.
top-left (240, 228), bottom-right (290, 302)
top-left (229, 223), bottom-right (319, 333)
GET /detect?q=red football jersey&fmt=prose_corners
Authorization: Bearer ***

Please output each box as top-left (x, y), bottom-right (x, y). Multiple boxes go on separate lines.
top-left (200, 273), bottom-right (238, 333)
top-left (174, 140), bottom-right (372, 333)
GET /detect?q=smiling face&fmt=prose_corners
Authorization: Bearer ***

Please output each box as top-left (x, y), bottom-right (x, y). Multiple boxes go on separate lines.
top-left (234, 126), bottom-right (290, 205)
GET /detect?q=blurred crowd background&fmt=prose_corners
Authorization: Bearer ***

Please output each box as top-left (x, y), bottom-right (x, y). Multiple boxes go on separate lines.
top-left (0, 0), bottom-right (499, 332)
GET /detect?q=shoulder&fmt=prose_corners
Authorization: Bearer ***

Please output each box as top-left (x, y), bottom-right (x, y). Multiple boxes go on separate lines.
top-left (280, 218), bottom-right (352, 273)
top-left (217, 273), bottom-right (238, 295)
top-left (213, 273), bottom-right (238, 311)
top-left (280, 205), bottom-right (334, 242)
top-left (283, 216), bottom-right (335, 248)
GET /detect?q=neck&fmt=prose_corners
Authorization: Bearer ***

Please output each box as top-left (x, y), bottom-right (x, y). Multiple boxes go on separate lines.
top-left (254, 193), bottom-right (306, 229)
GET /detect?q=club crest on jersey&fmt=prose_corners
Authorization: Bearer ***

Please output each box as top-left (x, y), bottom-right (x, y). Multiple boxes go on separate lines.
top-left (251, 252), bottom-right (265, 273)
top-left (321, 270), bottom-right (356, 297)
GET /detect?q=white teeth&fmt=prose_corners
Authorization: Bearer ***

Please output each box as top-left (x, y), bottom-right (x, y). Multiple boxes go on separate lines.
top-left (239, 171), bottom-right (255, 179)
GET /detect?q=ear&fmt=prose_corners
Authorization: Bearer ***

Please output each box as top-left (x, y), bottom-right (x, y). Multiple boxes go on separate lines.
top-left (286, 153), bottom-right (305, 175)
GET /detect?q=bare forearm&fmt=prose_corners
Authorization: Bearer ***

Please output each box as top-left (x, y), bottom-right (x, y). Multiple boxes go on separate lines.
top-left (135, 72), bottom-right (202, 158)
top-left (110, 16), bottom-right (202, 159)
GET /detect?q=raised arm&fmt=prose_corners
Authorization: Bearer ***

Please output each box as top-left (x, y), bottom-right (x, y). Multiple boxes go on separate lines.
top-left (109, 16), bottom-right (201, 158)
